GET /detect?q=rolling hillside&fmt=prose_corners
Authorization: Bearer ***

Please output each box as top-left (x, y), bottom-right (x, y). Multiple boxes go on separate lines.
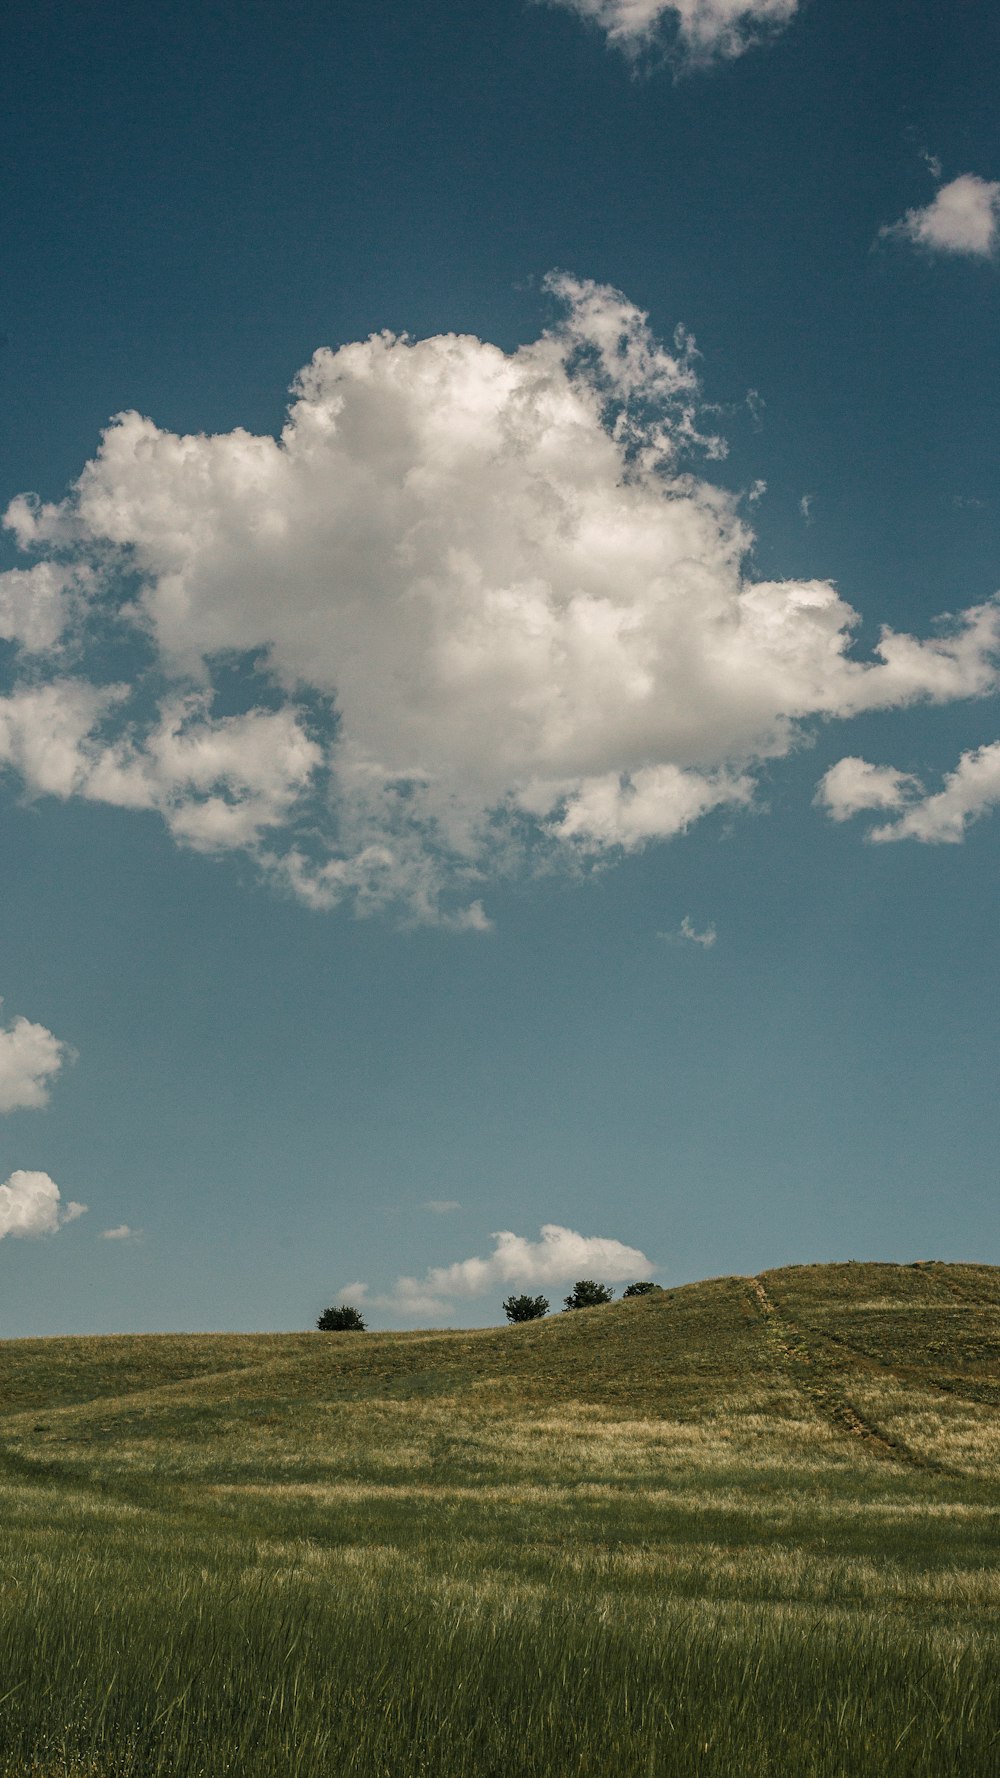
top-left (1, 1262), bottom-right (998, 1777)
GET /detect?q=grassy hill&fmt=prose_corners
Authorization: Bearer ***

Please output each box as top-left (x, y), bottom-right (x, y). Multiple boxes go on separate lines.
top-left (1, 1262), bottom-right (998, 1776)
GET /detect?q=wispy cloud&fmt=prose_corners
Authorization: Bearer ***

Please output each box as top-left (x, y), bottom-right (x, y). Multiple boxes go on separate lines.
top-left (0, 1170), bottom-right (86, 1240)
top-left (542, 0), bottom-right (799, 67)
top-left (681, 915), bottom-right (717, 947)
top-left (101, 1223), bottom-right (142, 1242)
top-left (660, 916), bottom-right (717, 947)
top-left (422, 1199), bottom-right (462, 1214)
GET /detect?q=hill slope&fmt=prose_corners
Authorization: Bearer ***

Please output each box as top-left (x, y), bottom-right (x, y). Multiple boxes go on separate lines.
top-left (3, 1259), bottom-right (998, 1470)
top-left (0, 1262), bottom-right (998, 1778)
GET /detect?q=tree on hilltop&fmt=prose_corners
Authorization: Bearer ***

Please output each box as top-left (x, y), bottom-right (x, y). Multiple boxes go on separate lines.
top-left (503, 1293), bottom-right (549, 1323)
top-left (623, 1281), bottom-right (661, 1297)
top-left (317, 1304), bottom-right (367, 1331)
top-left (563, 1280), bottom-right (614, 1310)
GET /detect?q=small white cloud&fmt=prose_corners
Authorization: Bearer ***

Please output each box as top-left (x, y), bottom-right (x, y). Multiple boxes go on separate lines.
top-left (660, 914), bottom-right (716, 946)
top-left (819, 745), bottom-right (1000, 844)
top-left (799, 493), bottom-right (814, 524)
top-left (869, 741), bottom-right (1000, 844)
top-left (681, 914), bottom-right (716, 946)
top-left (0, 1001), bottom-right (71, 1113)
top-left (423, 1199), bottom-right (462, 1214)
top-left (0, 1170), bottom-right (86, 1240)
top-left (882, 173), bottom-right (1000, 259)
top-left (377, 1222), bottom-right (654, 1320)
top-left (101, 1223), bottom-right (141, 1241)
top-left (544, 0), bottom-right (798, 66)
top-left (816, 756), bottom-right (922, 823)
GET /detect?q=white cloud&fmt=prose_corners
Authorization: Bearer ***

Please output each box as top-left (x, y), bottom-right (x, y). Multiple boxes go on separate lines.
top-left (660, 913), bottom-right (716, 945)
top-left (0, 1001), bottom-right (71, 1113)
top-left (882, 173), bottom-right (1000, 259)
top-left (423, 1199), bottom-right (462, 1213)
top-left (870, 742), bottom-right (1000, 844)
top-left (815, 755), bottom-right (921, 823)
top-left (543, 0), bottom-right (798, 65)
top-left (4, 274), bottom-right (1000, 923)
top-left (552, 764), bottom-right (754, 851)
top-left (818, 744), bottom-right (1000, 844)
top-left (101, 1223), bottom-right (141, 1241)
top-left (0, 685), bottom-right (321, 855)
top-left (679, 914), bottom-right (716, 946)
top-left (799, 493), bottom-right (814, 524)
top-left (0, 562), bottom-right (85, 654)
top-left (0, 1170), bottom-right (86, 1239)
top-left (374, 1222), bottom-right (654, 1319)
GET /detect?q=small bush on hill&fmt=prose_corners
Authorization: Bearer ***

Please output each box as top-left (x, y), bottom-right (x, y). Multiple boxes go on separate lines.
top-left (563, 1280), bottom-right (614, 1310)
top-left (503, 1294), bottom-right (549, 1323)
top-left (623, 1281), bottom-right (662, 1297)
top-left (317, 1304), bottom-right (367, 1331)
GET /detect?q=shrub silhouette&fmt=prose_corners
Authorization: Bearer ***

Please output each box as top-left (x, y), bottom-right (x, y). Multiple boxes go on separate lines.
top-left (623, 1281), bottom-right (661, 1297)
top-left (503, 1293), bottom-right (549, 1323)
top-left (563, 1279), bottom-right (614, 1310)
top-left (317, 1304), bottom-right (367, 1331)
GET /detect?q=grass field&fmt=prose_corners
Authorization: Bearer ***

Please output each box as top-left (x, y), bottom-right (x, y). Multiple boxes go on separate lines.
top-left (1, 1261), bottom-right (998, 1776)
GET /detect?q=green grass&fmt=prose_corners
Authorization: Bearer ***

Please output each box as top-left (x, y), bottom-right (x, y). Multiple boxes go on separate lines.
top-left (1, 1262), bottom-right (998, 1776)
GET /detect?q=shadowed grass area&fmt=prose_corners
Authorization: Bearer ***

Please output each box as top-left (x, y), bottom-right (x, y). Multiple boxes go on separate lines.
top-left (1, 1263), bottom-right (998, 1775)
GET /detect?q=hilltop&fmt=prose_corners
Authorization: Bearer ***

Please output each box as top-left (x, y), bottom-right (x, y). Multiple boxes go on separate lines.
top-left (0, 1262), bottom-right (998, 1778)
top-left (2, 1259), bottom-right (998, 1448)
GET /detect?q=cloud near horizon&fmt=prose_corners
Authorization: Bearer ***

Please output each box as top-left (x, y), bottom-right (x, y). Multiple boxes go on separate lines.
top-left (351, 1222), bottom-right (655, 1320)
top-left (0, 1170), bottom-right (87, 1240)
top-left (3, 274), bottom-right (1000, 925)
top-left (543, 0), bottom-right (798, 65)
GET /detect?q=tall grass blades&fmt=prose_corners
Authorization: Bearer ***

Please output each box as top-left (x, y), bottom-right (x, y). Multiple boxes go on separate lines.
top-left (1, 1263), bottom-right (998, 1776)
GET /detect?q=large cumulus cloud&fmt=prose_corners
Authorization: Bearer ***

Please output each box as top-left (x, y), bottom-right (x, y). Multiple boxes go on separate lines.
top-left (3, 274), bottom-right (999, 922)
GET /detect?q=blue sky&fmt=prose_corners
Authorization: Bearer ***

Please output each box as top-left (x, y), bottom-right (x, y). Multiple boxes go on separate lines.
top-left (1, 0), bottom-right (997, 1334)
